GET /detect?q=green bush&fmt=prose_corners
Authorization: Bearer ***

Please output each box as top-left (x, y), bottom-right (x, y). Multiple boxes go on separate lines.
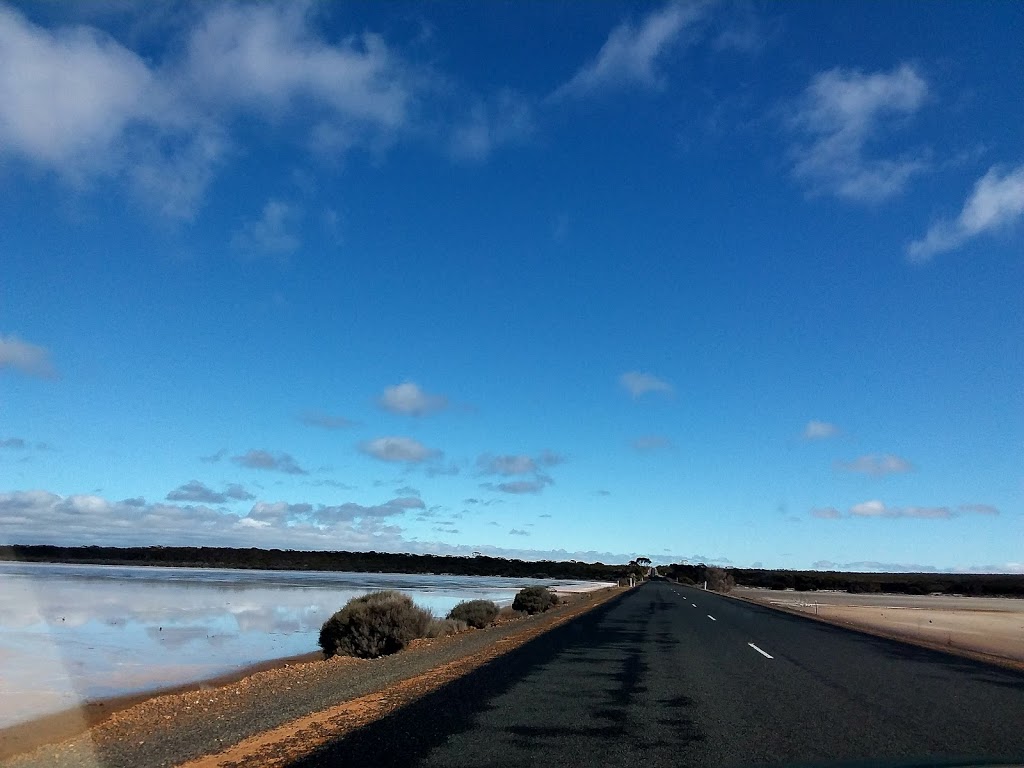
top-left (447, 599), bottom-right (499, 629)
top-left (318, 590), bottom-right (433, 659)
top-left (512, 586), bottom-right (559, 615)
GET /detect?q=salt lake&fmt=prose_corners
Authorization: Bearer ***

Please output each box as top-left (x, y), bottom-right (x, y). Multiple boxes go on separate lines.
top-left (0, 561), bottom-right (611, 728)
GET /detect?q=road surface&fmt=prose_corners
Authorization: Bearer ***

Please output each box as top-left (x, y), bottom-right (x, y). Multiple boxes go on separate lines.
top-left (289, 580), bottom-right (1024, 767)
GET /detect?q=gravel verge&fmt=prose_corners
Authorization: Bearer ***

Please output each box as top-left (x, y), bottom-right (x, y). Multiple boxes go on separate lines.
top-left (1, 587), bottom-right (625, 768)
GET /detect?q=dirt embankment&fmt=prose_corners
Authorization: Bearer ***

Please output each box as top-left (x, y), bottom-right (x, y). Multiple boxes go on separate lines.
top-left (732, 587), bottom-right (1024, 670)
top-left (1, 586), bottom-right (627, 768)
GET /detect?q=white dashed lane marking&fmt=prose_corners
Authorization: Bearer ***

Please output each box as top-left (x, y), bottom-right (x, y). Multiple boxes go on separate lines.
top-left (748, 643), bottom-right (773, 659)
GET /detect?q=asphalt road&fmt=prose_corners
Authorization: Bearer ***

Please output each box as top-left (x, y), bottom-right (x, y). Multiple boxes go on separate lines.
top-left (289, 580), bottom-right (1024, 767)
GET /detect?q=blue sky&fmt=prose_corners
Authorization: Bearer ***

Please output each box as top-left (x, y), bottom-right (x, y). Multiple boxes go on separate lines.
top-left (1, 1), bottom-right (1022, 571)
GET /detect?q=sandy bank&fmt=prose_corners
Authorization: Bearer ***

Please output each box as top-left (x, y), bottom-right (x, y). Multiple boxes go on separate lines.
top-left (732, 587), bottom-right (1024, 670)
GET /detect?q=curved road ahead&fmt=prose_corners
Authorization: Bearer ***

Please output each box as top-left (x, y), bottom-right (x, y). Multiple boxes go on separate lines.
top-left (290, 580), bottom-right (1024, 767)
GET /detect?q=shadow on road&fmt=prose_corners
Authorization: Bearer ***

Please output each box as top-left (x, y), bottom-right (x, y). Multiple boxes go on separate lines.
top-left (286, 587), bottom-right (702, 767)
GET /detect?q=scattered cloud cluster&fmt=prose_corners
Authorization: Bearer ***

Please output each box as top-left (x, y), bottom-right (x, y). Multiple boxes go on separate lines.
top-left (0, 334), bottom-right (56, 378)
top-left (620, 371), bottom-right (673, 398)
top-left (908, 163), bottom-right (1024, 261)
top-left (166, 480), bottom-right (254, 504)
top-left (790, 63), bottom-right (928, 202)
top-left (231, 199), bottom-right (302, 257)
top-left (477, 450), bottom-right (564, 495)
top-left (812, 500), bottom-right (998, 521)
top-left (835, 453), bottom-right (913, 476)
top-left (232, 449), bottom-right (308, 475)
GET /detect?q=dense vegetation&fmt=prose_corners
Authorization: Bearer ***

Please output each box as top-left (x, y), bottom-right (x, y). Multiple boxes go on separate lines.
top-left (0, 545), bottom-right (627, 581)
top-left (447, 599), bottom-right (500, 628)
top-left (662, 563), bottom-right (1024, 597)
top-left (512, 585), bottom-right (559, 614)
top-left (318, 590), bottom-right (433, 658)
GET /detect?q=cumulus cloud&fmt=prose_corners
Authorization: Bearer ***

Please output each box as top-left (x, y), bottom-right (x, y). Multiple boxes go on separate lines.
top-left (620, 371), bottom-right (673, 398)
top-left (297, 410), bottom-right (356, 430)
top-left (358, 436), bottom-right (440, 463)
top-left (802, 420), bottom-right (839, 440)
top-left (908, 164), bottom-right (1024, 261)
top-left (836, 453), bottom-right (914, 476)
top-left (231, 199), bottom-right (301, 256)
top-left (630, 435), bottom-right (673, 452)
top-left (232, 449), bottom-right (308, 475)
top-left (377, 382), bottom-right (448, 416)
top-left (509, 528), bottom-right (530, 536)
top-left (0, 5), bottom-right (224, 218)
top-left (816, 500), bottom-right (999, 520)
top-left (166, 480), bottom-right (255, 504)
top-left (790, 63), bottom-right (928, 202)
top-left (551, 2), bottom-right (706, 100)
top-left (0, 334), bottom-right (56, 378)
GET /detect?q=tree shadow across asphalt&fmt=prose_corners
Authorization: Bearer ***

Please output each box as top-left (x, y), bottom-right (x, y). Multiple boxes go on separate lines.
top-left (285, 587), bottom-right (703, 767)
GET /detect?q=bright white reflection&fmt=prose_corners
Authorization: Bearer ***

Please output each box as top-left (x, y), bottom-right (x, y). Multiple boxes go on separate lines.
top-left (0, 562), bottom-right (604, 728)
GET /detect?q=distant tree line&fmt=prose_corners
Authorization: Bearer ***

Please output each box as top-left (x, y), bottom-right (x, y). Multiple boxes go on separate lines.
top-left (661, 563), bottom-right (1024, 598)
top-left (0, 544), bottom-right (631, 581)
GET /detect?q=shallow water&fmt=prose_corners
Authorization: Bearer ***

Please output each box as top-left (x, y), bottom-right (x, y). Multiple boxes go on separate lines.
top-left (0, 561), bottom-right (608, 728)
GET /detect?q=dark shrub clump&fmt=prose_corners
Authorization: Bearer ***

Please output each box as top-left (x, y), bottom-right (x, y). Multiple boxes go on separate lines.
top-left (447, 599), bottom-right (499, 629)
top-left (512, 586), bottom-right (559, 615)
top-left (318, 590), bottom-right (432, 659)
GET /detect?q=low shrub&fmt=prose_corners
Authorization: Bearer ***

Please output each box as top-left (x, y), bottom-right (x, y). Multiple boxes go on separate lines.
top-left (512, 586), bottom-right (559, 615)
top-left (425, 617), bottom-right (468, 638)
top-left (497, 605), bottom-right (525, 622)
top-left (447, 599), bottom-right (499, 629)
top-left (318, 590), bottom-right (432, 659)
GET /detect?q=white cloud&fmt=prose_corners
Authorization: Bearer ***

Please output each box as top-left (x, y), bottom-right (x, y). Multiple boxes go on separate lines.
top-left (232, 449), bottom-right (308, 475)
top-left (790, 63), bottom-right (928, 202)
top-left (823, 500), bottom-right (999, 520)
top-left (231, 199), bottom-right (301, 256)
top-left (620, 370), bottom-right (673, 398)
top-left (836, 453), bottom-right (913, 476)
top-left (849, 499), bottom-right (889, 517)
top-left (0, 5), bottom-right (222, 219)
top-left (449, 89), bottom-right (534, 161)
top-left (551, 2), bottom-right (705, 100)
top-left (0, 334), bottom-right (56, 378)
top-left (183, 3), bottom-right (411, 132)
top-left (358, 436), bottom-right (440, 463)
top-left (802, 420), bottom-right (839, 440)
top-left (377, 381), bottom-right (448, 416)
top-left (908, 164), bottom-right (1024, 261)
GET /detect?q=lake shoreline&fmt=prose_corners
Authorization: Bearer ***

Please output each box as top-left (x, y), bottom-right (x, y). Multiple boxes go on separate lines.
top-left (0, 650), bottom-right (321, 760)
top-left (1, 587), bottom-right (627, 768)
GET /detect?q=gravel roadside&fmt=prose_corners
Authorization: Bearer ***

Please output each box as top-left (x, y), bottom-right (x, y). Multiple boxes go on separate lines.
top-left (2, 587), bottom-right (626, 768)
